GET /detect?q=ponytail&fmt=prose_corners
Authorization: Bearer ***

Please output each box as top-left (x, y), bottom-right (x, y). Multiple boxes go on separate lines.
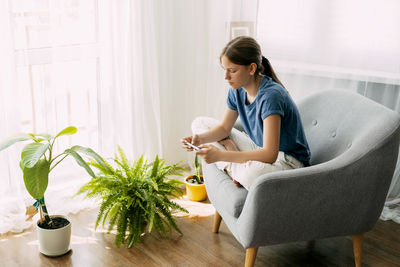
top-left (261, 56), bottom-right (285, 88)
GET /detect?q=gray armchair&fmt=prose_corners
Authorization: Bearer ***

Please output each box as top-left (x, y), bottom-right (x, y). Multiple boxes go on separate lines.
top-left (203, 89), bottom-right (400, 267)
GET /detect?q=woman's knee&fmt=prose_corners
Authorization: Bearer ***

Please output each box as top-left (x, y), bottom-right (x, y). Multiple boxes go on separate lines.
top-left (232, 161), bottom-right (281, 189)
top-left (191, 117), bottom-right (220, 134)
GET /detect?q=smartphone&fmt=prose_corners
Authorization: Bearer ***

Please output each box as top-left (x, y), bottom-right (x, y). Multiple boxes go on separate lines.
top-left (185, 141), bottom-right (201, 151)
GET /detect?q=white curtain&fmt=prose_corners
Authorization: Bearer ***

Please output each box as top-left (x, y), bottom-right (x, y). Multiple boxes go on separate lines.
top-left (97, 0), bottom-right (163, 161)
top-left (0, 0), bottom-right (104, 234)
top-left (256, 0), bottom-right (400, 223)
top-left (0, 0), bottom-right (164, 234)
top-left (0, 0), bottom-right (31, 234)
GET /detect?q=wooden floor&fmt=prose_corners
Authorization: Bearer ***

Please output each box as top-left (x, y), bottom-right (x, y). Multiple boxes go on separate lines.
top-left (1, 202), bottom-right (400, 267)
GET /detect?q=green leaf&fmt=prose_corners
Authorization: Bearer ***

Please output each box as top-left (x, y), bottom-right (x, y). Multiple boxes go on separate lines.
top-left (149, 178), bottom-right (159, 191)
top-left (0, 133), bottom-right (33, 151)
top-left (108, 202), bottom-right (121, 220)
top-left (22, 159), bottom-right (50, 199)
top-left (21, 142), bottom-right (50, 168)
top-left (148, 201), bottom-right (155, 233)
top-left (127, 234), bottom-right (135, 249)
top-left (28, 133), bottom-right (42, 143)
top-left (33, 133), bottom-right (52, 140)
top-left (64, 149), bottom-right (95, 177)
top-left (117, 146), bottom-right (129, 168)
top-left (70, 145), bottom-right (110, 172)
top-left (55, 126), bottom-right (77, 138)
top-left (194, 154), bottom-right (201, 177)
top-left (151, 155), bottom-right (160, 178)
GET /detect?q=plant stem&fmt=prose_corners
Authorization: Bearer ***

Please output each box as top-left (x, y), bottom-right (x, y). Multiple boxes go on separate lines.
top-left (48, 141), bottom-right (53, 162)
top-left (50, 152), bottom-right (64, 164)
top-left (50, 154), bottom-right (68, 172)
top-left (39, 198), bottom-right (53, 227)
top-left (39, 206), bottom-right (44, 223)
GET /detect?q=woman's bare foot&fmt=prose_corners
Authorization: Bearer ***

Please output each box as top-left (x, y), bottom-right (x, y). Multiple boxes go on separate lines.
top-left (223, 169), bottom-right (242, 187)
top-left (218, 137), bottom-right (239, 151)
top-left (233, 179), bottom-right (243, 188)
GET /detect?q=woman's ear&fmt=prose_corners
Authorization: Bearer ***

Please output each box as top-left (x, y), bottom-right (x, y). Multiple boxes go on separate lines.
top-left (249, 62), bottom-right (257, 75)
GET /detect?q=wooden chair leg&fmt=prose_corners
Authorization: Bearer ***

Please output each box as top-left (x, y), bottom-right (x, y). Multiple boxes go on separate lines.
top-left (212, 211), bottom-right (222, 233)
top-left (352, 234), bottom-right (363, 267)
top-left (245, 247), bottom-right (258, 267)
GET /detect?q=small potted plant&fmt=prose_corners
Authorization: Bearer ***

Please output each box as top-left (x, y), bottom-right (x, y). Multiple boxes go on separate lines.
top-left (0, 126), bottom-right (106, 256)
top-left (77, 147), bottom-right (189, 248)
top-left (184, 154), bottom-right (207, 201)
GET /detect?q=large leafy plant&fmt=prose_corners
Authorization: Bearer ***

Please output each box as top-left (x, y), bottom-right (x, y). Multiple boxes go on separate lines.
top-left (77, 147), bottom-right (188, 248)
top-left (0, 126), bottom-right (105, 228)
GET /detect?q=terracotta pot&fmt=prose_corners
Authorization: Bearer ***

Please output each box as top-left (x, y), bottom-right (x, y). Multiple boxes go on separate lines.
top-left (184, 175), bottom-right (207, 201)
top-left (36, 215), bottom-right (71, 256)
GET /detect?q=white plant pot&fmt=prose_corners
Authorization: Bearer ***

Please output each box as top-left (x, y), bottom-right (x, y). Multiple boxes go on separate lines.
top-left (36, 215), bottom-right (71, 256)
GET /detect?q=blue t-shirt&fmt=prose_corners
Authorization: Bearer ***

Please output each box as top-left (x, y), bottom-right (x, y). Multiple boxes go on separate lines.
top-left (227, 76), bottom-right (311, 166)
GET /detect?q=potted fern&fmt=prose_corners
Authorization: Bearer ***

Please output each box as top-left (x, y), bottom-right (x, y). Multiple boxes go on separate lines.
top-left (77, 147), bottom-right (189, 248)
top-left (0, 126), bottom-right (106, 256)
top-left (184, 154), bottom-right (207, 201)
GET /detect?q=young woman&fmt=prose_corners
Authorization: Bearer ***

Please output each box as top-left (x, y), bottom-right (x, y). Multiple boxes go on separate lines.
top-left (181, 36), bottom-right (311, 190)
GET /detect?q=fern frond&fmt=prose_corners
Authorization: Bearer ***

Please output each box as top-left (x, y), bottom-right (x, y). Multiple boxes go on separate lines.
top-left (153, 212), bottom-right (167, 236)
top-left (158, 205), bottom-right (182, 235)
top-left (107, 202), bottom-right (122, 232)
top-left (147, 199), bottom-right (156, 233)
top-left (150, 155), bottom-right (160, 179)
top-left (95, 195), bottom-right (115, 229)
top-left (117, 146), bottom-right (130, 167)
top-left (115, 205), bottom-right (128, 248)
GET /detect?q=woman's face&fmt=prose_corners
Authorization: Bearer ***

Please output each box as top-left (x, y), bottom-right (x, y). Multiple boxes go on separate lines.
top-left (221, 55), bottom-right (253, 90)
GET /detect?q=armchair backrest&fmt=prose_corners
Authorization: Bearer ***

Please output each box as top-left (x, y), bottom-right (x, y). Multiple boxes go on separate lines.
top-left (297, 90), bottom-right (400, 166)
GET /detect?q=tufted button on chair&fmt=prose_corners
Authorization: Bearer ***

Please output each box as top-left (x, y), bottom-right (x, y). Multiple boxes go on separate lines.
top-left (203, 90), bottom-right (400, 267)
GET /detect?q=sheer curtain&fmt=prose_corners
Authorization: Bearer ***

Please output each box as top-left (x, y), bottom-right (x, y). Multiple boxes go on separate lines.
top-left (0, 0), bottom-right (31, 234)
top-left (0, 0), bottom-right (104, 234)
top-left (97, 0), bottom-right (163, 161)
top-left (256, 0), bottom-right (400, 223)
top-left (0, 0), bottom-right (163, 234)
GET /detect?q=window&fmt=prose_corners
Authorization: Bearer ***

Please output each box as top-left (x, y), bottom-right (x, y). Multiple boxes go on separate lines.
top-left (256, 0), bottom-right (400, 85)
top-left (11, 0), bottom-right (99, 149)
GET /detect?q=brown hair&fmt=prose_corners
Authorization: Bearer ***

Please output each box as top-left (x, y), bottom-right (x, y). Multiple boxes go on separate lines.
top-left (220, 36), bottom-right (284, 88)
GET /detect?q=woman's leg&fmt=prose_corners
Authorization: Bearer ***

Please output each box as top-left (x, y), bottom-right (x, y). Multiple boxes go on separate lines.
top-left (191, 117), bottom-right (304, 190)
top-left (219, 138), bottom-right (242, 187)
top-left (231, 152), bottom-right (304, 190)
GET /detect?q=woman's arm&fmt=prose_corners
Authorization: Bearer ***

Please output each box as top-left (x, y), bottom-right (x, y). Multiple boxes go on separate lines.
top-left (196, 108), bottom-right (238, 144)
top-left (198, 114), bottom-right (281, 164)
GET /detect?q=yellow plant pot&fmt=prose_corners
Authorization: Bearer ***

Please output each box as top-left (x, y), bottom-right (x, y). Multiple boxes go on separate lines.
top-left (184, 175), bottom-right (207, 202)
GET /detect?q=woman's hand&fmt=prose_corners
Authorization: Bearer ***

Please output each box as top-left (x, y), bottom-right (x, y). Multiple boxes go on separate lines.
top-left (196, 144), bottom-right (222, 164)
top-left (180, 134), bottom-right (201, 151)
